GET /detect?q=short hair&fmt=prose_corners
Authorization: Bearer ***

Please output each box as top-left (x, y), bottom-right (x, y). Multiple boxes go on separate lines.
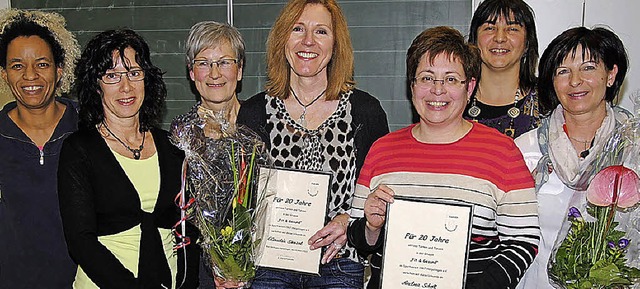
top-left (265, 0), bottom-right (354, 101)
top-left (75, 29), bottom-right (166, 131)
top-left (538, 27), bottom-right (628, 116)
top-left (407, 26), bottom-right (481, 91)
top-left (185, 21), bottom-right (245, 69)
top-left (468, 0), bottom-right (538, 93)
top-left (0, 9), bottom-right (79, 96)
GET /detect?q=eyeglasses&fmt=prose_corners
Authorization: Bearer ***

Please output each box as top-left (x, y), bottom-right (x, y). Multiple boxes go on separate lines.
top-left (413, 75), bottom-right (467, 89)
top-left (100, 69), bottom-right (145, 84)
top-left (192, 58), bottom-right (238, 73)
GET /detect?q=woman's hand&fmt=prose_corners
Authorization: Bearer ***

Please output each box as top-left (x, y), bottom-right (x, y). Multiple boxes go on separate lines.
top-left (363, 185), bottom-right (395, 244)
top-left (214, 276), bottom-right (245, 288)
top-left (308, 213), bottom-right (350, 264)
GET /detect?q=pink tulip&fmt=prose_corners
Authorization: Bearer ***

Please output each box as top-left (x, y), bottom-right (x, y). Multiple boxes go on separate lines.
top-left (587, 165), bottom-right (640, 208)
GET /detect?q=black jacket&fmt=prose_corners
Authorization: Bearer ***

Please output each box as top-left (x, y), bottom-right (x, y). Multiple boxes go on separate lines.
top-left (58, 127), bottom-right (199, 289)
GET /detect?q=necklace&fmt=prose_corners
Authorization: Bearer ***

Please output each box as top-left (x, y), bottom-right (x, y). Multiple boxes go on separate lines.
top-left (562, 124), bottom-right (594, 159)
top-left (291, 88), bottom-right (326, 127)
top-left (102, 122), bottom-right (146, 160)
top-left (467, 88), bottom-right (521, 138)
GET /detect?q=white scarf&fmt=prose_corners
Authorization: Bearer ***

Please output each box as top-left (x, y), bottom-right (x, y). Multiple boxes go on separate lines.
top-left (534, 104), bottom-right (631, 191)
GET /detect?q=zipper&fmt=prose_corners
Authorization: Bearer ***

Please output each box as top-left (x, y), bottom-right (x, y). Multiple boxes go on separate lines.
top-left (0, 130), bottom-right (74, 166)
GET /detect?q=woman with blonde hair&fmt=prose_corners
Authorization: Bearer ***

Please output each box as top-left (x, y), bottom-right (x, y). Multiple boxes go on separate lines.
top-left (238, 0), bottom-right (389, 287)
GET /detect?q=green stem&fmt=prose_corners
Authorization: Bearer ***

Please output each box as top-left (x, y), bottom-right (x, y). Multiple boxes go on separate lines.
top-left (244, 144), bottom-right (258, 208)
top-left (231, 141), bottom-right (238, 190)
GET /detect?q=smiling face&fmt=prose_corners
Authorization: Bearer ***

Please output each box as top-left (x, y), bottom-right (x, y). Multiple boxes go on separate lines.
top-left (285, 4), bottom-right (334, 81)
top-left (411, 53), bottom-right (476, 128)
top-left (99, 47), bottom-right (146, 122)
top-left (476, 13), bottom-right (527, 73)
top-left (553, 47), bottom-right (618, 117)
top-left (2, 36), bottom-right (62, 110)
top-left (189, 41), bottom-right (242, 111)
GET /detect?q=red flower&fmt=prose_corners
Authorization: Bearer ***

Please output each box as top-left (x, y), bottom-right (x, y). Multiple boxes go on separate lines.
top-left (587, 165), bottom-right (640, 208)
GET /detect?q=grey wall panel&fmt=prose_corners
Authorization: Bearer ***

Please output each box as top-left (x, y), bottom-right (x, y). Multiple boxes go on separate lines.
top-left (15, 0), bottom-right (471, 129)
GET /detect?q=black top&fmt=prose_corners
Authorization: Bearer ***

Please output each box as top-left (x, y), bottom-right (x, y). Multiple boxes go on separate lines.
top-left (237, 88), bottom-right (390, 180)
top-left (58, 127), bottom-right (199, 289)
top-left (0, 98), bottom-right (78, 288)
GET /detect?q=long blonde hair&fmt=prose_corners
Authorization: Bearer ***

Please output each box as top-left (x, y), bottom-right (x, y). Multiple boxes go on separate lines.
top-left (265, 0), bottom-right (355, 101)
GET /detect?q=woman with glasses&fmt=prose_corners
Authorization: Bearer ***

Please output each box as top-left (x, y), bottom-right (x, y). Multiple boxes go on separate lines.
top-left (172, 21), bottom-right (244, 140)
top-left (57, 29), bottom-right (199, 289)
top-left (514, 27), bottom-right (631, 289)
top-left (348, 26), bottom-right (539, 289)
top-left (464, 0), bottom-right (540, 139)
top-left (237, 0), bottom-right (389, 287)
top-left (169, 21), bottom-right (247, 289)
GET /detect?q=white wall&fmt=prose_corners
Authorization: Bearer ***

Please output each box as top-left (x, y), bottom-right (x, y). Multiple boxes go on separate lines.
top-left (0, 0), bottom-right (9, 9)
top-left (472, 0), bottom-right (640, 114)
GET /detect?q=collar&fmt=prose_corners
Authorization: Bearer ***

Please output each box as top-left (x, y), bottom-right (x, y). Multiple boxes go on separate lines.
top-left (0, 97), bottom-right (79, 144)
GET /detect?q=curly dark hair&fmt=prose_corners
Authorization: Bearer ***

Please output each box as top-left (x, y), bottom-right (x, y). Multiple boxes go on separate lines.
top-left (0, 20), bottom-right (63, 69)
top-left (76, 28), bottom-right (166, 131)
top-left (538, 27), bottom-right (628, 116)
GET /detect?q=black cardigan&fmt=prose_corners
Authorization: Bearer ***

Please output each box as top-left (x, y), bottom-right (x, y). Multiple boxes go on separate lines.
top-left (57, 127), bottom-right (199, 289)
top-left (237, 89), bottom-right (390, 180)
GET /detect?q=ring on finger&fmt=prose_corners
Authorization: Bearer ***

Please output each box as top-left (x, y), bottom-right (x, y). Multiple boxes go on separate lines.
top-left (332, 242), bottom-right (342, 249)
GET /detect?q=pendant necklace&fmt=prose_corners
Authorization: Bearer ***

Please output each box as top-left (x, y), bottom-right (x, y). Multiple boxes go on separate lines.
top-left (563, 124), bottom-right (594, 159)
top-left (467, 88), bottom-right (521, 138)
top-left (102, 122), bottom-right (146, 160)
top-left (291, 88), bottom-right (326, 127)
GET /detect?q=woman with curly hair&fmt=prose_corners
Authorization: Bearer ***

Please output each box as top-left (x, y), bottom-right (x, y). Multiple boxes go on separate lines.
top-left (0, 9), bottom-right (80, 288)
top-left (57, 29), bottom-right (199, 288)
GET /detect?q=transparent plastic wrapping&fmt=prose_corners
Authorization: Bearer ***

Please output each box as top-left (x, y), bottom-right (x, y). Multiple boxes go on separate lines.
top-left (171, 113), bottom-right (270, 286)
top-left (549, 117), bottom-right (640, 289)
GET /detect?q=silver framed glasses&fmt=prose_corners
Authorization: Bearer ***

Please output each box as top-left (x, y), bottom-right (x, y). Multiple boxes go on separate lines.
top-left (413, 75), bottom-right (467, 89)
top-left (192, 58), bottom-right (238, 73)
top-left (100, 69), bottom-right (145, 84)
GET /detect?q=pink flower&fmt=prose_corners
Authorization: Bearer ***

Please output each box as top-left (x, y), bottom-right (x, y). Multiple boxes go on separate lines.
top-left (587, 165), bottom-right (640, 208)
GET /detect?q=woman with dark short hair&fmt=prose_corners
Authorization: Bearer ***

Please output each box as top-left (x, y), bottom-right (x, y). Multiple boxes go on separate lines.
top-left (349, 26), bottom-right (539, 289)
top-left (514, 26), bottom-right (632, 289)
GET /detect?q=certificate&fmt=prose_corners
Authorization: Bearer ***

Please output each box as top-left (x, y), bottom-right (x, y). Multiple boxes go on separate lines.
top-left (255, 166), bottom-right (331, 275)
top-left (380, 197), bottom-right (473, 289)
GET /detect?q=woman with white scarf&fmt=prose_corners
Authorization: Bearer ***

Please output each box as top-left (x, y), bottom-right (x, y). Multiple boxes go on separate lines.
top-left (514, 27), bottom-right (632, 289)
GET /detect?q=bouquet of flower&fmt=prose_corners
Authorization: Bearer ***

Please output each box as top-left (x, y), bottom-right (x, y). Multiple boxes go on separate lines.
top-left (549, 118), bottom-right (640, 289)
top-left (171, 112), bottom-right (270, 286)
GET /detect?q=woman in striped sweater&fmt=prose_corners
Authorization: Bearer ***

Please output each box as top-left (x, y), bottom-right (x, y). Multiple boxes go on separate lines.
top-left (347, 26), bottom-right (539, 289)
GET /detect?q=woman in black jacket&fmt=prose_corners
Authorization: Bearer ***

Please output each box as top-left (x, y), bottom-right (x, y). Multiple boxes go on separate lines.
top-left (58, 29), bottom-right (198, 289)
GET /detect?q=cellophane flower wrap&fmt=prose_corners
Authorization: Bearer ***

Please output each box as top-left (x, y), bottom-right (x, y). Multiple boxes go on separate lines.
top-left (170, 108), bottom-right (269, 285)
top-left (549, 117), bottom-right (640, 289)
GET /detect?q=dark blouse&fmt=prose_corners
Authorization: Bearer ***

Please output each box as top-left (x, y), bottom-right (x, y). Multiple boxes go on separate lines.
top-left (464, 89), bottom-right (540, 139)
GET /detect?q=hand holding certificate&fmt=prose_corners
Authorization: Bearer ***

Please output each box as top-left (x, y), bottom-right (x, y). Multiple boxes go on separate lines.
top-left (381, 197), bottom-right (472, 289)
top-left (362, 185), bottom-right (473, 289)
top-left (255, 167), bottom-right (332, 275)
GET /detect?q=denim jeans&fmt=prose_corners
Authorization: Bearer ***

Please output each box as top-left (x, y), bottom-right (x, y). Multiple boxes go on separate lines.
top-left (250, 258), bottom-right (364, 289)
